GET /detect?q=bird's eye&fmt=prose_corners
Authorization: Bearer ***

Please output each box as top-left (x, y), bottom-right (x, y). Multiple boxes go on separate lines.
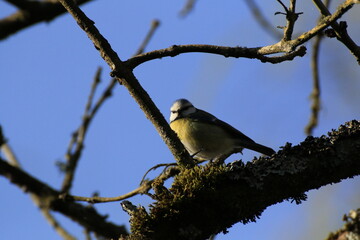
top-left (171, 111), bottom-right (177, 114)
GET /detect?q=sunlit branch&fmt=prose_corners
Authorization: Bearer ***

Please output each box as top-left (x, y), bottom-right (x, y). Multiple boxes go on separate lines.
top-left (57, 0), bottom-right (195, 168)
top-left (312, 0), bottom-right (360, 64)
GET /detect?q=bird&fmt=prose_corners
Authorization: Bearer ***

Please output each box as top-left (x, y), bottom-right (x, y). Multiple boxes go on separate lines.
top-left (169, 99), bottom-right (275, 162)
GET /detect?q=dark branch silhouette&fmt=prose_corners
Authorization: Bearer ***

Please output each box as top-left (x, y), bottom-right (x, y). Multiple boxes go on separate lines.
top-left (0, 157), bottom-right (127, 239)
top-left (0, 0), bottom-right (93, 40)
top-left (126, 120), bottom-right (360, 240)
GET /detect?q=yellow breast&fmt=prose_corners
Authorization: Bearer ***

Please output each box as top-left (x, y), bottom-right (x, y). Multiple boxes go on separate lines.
top-left (170, 118), bottom-right (235, 160)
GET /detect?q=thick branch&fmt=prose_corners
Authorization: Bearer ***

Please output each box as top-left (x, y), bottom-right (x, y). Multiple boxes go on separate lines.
top-left (127, 120), bottom-right (360, 240)
top-left (0, 0), bottom-right (93, 40)
top-left (0, 159), bottom-right (127, 239)
top-left (57, 0), bottom-right (195, 168)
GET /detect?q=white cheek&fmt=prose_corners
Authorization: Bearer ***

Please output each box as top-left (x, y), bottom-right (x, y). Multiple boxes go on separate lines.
top-left (170, 113), bottom-right (178, 122)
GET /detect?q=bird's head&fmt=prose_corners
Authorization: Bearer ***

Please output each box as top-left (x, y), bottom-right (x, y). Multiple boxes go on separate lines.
top-left (170, 99), bottom-right (196, 122)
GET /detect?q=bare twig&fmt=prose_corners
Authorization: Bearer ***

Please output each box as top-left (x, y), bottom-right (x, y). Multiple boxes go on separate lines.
top-left (0, 0), bottom-right (93, 40)
top-left (0, 129), bottom-right (76, 240)
top-left (60, 19), bottom-right (162, 193)
top-left (305, 32), bottom-right (322, 135)
top-left (63, 165), bottom-right (181, 204)
top-left (62, 181), bottom-right (153, 203)
top-left (283, 0), bottom-right (301, 41)
top-left (275, 0), bottom-right (303, 41)
top-left (126, 0), bottom-right (357, 68)
top-left (127, 44), bottom-right (307, 68)
top-left (179, 0), bottom-right (198, 17)
top-left (85, 67), bottom-right (102, 114)
top-left (244, 0), bottom-right (283, 40)
top-left (305, 0), bottom-right (331, 135)
top-left (135, 19), bottom-right (161, 55)
top-left (61, 68), bottom-right (108, 193)
top-left (140, 162), bottom-right (178, 185)
top-left (276, 0), bottom-right (288, 13)
top-left (312, 0), bottom-right (360, 64)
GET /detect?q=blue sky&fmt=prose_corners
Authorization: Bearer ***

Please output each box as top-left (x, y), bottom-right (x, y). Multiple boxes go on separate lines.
top-left (1, 1), bottom-right (360, 239)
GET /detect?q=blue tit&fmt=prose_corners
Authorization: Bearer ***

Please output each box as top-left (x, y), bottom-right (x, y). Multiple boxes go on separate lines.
top-left (169, 99), bottom-right (275, 161)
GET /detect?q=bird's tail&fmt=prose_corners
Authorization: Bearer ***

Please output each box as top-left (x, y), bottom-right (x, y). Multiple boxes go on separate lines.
top-left (239, 141), bottom-right (275, 156)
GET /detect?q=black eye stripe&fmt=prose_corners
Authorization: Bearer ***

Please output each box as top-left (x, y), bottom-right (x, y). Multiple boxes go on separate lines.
top-left (181, 106), bottom-right (190, 111)
top-left (171, 105), bottom-right (191, 115)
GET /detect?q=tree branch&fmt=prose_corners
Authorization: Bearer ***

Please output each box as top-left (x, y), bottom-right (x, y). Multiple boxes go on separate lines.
top-left (57, 0), bottom-right (195, 168)
top-left (305, 0), bottom-right (331, 136)
top-left (62, 164), bottom-right (180, 204)
top-left (0, 157), bottom-right (128, 239)
top-left (312, 0), bottom-right (360, 64)
top-left (0, 0), bottom-right (93, 40)
top-left (126, 120), bottom-right (360, 240)
top-left (276, 0), bottom-right (302, 41)
top-left (126, 0), bottom-right (357, 68)
top-left (62, 181), bottom-right (152, 204)
top-left (127, 44), bottom-right (307, 68)
top-left (305, 33), bottom-right (322, 136)
top-left (179, 0), bottom-right (198, 17)
top-left (60, 19), bottom-right (162, 194)
top-left (61, 67), bottom-right (105, 193)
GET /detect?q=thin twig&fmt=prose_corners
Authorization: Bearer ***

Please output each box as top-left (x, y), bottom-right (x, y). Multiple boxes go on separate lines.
top-left (61, 68), bottom-right (105, 193)
top-left (312, 0), bottom-right (360, 64)
top-left (140, 162), bottom-right (178, 185)
top-left (305, 33), bottom-right (322, 135)
top-left (135, 19), bottom-right (160, 55)
top-left (85, 67), bottom-right (102, 114)
top-left (126, 0), bottom-right (357, 69)
top-left (63, 181), bottom-right (153, 203)
top-left (274, 0), bottom-right (302, 41)
top-left (64, 165), bottom-right (181, 204)
top-left (244, 0), bottom-right (283, 40)
top-left (284, 0), bottom-right (298, 41)
top-left (179, 0), bottom-right (198, 17)
top-left (60, 19), bottom-right (162, 193)
top-left (276, 0), bottom-right (289, 13)
top-left (305, 0), bottom-right (331, 135)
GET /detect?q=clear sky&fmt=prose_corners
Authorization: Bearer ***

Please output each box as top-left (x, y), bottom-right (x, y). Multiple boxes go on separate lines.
top-left (1, 1), bottom-right (360, 239)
